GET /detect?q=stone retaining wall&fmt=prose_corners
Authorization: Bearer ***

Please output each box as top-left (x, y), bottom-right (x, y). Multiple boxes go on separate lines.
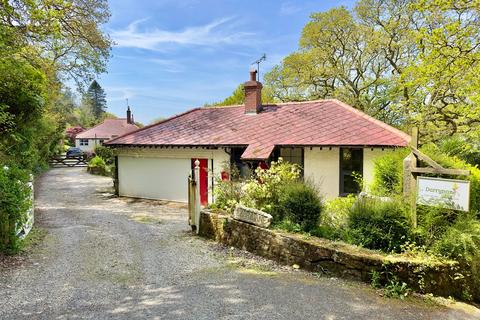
top-left (199, 210), bottom-right (478, 302)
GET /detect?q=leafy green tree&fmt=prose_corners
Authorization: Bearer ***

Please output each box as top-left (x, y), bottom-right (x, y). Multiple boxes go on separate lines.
top-left (0, 0), bottom-right (112, 170)
top-left (265, 1), bottom-right (480, 140)
top-left (211, 84), bottom-right (275, 106)
top-left (84, 80), bottom-right (107, 120)
top-left (0, 0), bottom-right (112, 85)
top-left (265, 7), bottom-right (399, 123)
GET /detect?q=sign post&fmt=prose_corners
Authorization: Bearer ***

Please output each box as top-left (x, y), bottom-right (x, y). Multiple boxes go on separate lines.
top-left (403, 127), bottom-right (470, 227)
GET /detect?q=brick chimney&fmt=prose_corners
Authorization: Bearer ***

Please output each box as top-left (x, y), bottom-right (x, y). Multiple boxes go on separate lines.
top-left (244, 68), bottom-right (263, 114)
top-left (126, 106), bottom-right (132, 124)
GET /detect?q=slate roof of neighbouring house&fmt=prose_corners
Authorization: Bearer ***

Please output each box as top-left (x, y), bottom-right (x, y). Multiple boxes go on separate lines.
top-left (105, 99), bottom-right (410, 160)
top-left (76, 118), bottom-right (139, 140)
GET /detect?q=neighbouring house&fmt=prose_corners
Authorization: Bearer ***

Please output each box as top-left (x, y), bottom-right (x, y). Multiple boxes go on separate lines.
top-left (75, 107), bottom-right (139, 152)
top-left (106, 70), bottom-right (410, 205)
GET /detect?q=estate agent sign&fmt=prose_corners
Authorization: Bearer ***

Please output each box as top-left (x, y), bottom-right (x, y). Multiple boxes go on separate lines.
top-left (417, 176), bottom-right (470, 212)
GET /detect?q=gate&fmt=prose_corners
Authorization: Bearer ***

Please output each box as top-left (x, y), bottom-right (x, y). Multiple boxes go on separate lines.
top-left (48, 155), bottom-right (88, 168)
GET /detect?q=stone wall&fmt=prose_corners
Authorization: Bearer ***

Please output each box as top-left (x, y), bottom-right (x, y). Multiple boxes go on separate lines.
top-left (199, 210), bottom-right (478, 302)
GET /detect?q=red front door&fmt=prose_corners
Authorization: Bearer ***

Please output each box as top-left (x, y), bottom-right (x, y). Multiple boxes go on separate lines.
top-left (192, 159), bottom-right (208, 206)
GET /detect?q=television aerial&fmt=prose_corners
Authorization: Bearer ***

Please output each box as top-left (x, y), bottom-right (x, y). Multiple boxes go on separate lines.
top-left (251, 54), bottom-right (266, 81)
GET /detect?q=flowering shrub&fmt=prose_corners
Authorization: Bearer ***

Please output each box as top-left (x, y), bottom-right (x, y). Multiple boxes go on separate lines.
top-left (241, 158), bottom-right (301, 219)
top-left (212, 164), bottom-right (244, 213)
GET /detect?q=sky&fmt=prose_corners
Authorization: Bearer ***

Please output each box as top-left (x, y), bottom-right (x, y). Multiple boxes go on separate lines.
top-left (99, 0), bottom-right (355, 125)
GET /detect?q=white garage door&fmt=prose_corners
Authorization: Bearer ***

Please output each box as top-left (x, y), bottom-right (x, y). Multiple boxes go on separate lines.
top-left (118, 156), bottom-right (191, 202)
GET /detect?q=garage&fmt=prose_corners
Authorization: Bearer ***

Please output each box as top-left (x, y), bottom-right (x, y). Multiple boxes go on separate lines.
top-left (118, 156), bottom-right (191, 202)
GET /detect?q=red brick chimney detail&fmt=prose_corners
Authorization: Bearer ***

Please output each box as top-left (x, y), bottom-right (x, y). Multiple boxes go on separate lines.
top-left (244, 69), bottom-right (263, 114)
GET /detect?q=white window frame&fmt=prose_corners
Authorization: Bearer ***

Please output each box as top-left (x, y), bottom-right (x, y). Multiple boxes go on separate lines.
top-left (79, 139), bottom-right (89, 146)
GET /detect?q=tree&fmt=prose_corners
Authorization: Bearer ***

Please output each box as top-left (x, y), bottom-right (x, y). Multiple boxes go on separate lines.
top-left (0, 0), bottom-right (112, 169)
top-left (265, 1), bottom-right (480, 141)
top-left (84, 80), bottom-right (107, 120)
top-left (265, 7), bottom-right (401, 124)
top-left (0, 0), bottom-right (112, 86)
top-left (211, 84), bottom-right (275, 106)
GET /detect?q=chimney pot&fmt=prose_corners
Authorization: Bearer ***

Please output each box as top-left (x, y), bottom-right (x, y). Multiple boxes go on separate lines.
top-left (249, 69), bottom-right (257, 81)
top-left (126, 106), bottom-right (132, 124)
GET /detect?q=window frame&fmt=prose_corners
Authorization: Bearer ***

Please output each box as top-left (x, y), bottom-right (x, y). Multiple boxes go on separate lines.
top-left (339, 148), bottom-right (364, 196)
top-left (79, 139), bottom-right (89, 146)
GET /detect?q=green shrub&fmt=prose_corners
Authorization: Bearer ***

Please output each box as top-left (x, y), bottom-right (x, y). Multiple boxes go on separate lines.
top-left (416, 204), bottom-right (458, 247)
top-left (433, 216), bottom-right (480, 264)
top-left (88, 156), bottom-right (108, 176)
top-left (94, 145), bottom-right (114, 165)
top-left (241, 158), bottom-right (301, 220)
top-left (348, 198), bottom-right (412, 252)
top-left (321, 195), bottom-right (356, 229)
top-left (432, 216), bottom-right (480, 301)
top-left (279, 183), bottom-right (323, 232)
top-left (0, 165), bottom-right (32, 253)
top-left (370, 148), bottom-right (409, 196)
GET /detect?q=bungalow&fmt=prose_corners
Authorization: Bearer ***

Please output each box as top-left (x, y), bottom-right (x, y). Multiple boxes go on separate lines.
top-left (75, 107), bottom-right (139, 152)
top-left (106, 70), bottom-right (410, 204)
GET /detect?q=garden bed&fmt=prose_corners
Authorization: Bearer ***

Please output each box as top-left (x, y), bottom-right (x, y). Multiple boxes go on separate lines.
top-left (199, 210), bottom-right (479, 302)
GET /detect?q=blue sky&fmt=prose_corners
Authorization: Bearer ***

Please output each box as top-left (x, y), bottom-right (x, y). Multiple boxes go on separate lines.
top-left (99, 0), bottom-right (354, 124)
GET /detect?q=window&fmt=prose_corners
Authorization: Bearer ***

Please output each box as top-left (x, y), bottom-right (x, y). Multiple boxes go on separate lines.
top-left (280, 147), bottom-right (304, 168)
top-left (79, 139), bottom-right (89, 146)
top-left (229, 147), bottom-right (251, 179)
top-left (340, 148), bottom-right (363, 195)
top-left (99, 140), bottom-right (105, 145)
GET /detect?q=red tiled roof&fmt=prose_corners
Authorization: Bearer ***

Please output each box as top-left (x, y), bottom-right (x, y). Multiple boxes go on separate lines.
top-left (76, 118), bottom-right (139, 139)
top-left (106, 99), bottom-right (410, 160)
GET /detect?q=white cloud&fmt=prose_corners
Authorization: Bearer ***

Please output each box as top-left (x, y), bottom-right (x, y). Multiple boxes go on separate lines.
top-left (105, 86), bottom-right (136, 102)
top-left (279, 2), bottom-right (303, 16)
top-left (149, 58), bottom-right (185, 73)
top-left (110, 17), bottom-right (254, 50)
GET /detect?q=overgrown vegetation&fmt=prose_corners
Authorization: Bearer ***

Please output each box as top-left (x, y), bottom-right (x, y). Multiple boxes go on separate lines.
top-left (366, 145), bottom-right (480, 301)
top-left (0, 166), bottom-right (32, 253)
top-left (0, 0), bottom-right (112, 253)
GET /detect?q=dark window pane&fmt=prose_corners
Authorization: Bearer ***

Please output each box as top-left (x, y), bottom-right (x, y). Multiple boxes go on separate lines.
top-left (340, 148), bottom-right (363, 195)
top-left (343, 175), bottom-right (360, 194)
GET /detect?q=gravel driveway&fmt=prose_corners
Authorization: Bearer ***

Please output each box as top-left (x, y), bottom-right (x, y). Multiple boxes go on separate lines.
top-left (0, 167), bottom-right (479, 320)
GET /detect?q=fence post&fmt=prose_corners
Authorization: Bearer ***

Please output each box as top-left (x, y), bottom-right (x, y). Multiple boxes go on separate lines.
top-left (194, 159), bottom-right (201, 234)
top-left (403, 127), bottom-right (418, 228)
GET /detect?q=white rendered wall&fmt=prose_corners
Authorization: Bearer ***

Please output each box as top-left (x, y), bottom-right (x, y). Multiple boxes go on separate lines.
top-left (116, 147), bottom-right (230, 203)
top-left (75, 139), bottom-right (100, 152)
top-left (304, 147), bottom-right (340, 200)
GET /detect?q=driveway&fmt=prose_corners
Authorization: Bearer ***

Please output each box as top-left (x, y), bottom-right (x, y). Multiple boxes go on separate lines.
top-left (0, 168), bottom-right (478, 320)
